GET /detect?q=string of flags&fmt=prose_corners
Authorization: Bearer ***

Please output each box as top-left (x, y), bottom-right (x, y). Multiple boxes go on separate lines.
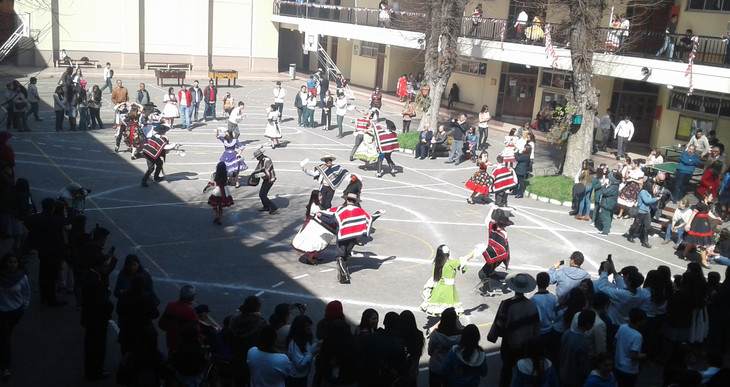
top-left (544, 24), bottom-right (559, 69)
top-left (684, 36), bottom-right (698, 96)
top-left (500, 20), bottom-right (506, 51)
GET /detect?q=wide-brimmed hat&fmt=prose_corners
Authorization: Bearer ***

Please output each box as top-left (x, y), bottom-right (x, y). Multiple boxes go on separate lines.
top-left (321, 155), bottom-right (336, 162)
top-left (492, 208), bottom-right (514, 225)
top-left (505, 272), bottom-right (536, 294)
top-left (179, 284), bottom-right (196, 299)
top-left (253, 148), bottom-right (266, 159)
top-left (343, 192), bottom-right (360, 203)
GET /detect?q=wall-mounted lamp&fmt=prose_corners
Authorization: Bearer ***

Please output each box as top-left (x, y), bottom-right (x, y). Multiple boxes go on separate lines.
top-left (525, 64), bottom-right (531, 69)
top-left (641, 67), bottom-right (651, 77)
top-left (666, 85), bottom-right (674, 90)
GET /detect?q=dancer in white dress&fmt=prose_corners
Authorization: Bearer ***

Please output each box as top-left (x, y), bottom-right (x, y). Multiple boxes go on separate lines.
top-left (292, 190), bottom-right (334, 264)
top-left (161, 87), bottom-right (179, 127)
top-left (264, 104), bottom-right (282, 149)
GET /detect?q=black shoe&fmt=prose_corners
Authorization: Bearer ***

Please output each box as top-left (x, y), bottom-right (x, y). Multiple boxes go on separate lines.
top-left (420, 157), bottom-right (426, 160)
top-left (615, 156), bottom-right (620, 160)
top-left (454, 162), bottom-right (460, 166)
top-left (444, 160), bottom-right (454, 164)
top-left (377, 173), bottom-right (383, 178)
top-left (269, 208), bottom-right (278, 214)
top-left (153, 176), bottom-right (164, 182)
top-left (515, 195), bottom-right (524, 198)
top-left (257, 207), bottom-right (269, 212)
top-left (627, 237), bottom-right (635, 243)
top-left (114, 146), bottom-right (119, 153)
top-left (141, 181), bottom-right (149, 187)
top-left (569, 211), bottom-right (578, 216)
top-left (641, 242), bottom-right (652, 248)
top-left (390, 171), bottom-right (396, 177)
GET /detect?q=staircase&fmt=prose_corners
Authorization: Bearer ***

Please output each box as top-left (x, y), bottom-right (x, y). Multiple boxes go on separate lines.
top-left (316, 43), bottom-right (355, 101)
top-left (0, 20), bottom-right (29, 64)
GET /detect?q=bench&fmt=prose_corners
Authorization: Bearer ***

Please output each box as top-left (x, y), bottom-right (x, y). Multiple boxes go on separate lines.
top-left (145, 62), bottom-right (193, 71)
top-left (154, 69), bottom-right (186, 87)
top-left (208, 69), bottom-right (239, 87)
top-left (441, 98), bottom-right (475, 112)
top-left (54, 59), bottom-right (100, 68)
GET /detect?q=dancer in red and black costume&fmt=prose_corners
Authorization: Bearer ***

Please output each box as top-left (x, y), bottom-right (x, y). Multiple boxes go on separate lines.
top-left (477, 204), bottom-right (513, 295)
top-left (208, 162), bottom-right (234, 225)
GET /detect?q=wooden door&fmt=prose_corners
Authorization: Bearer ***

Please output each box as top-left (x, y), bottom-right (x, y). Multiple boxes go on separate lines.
top-left (612, 92), bottom-right (657, 143)
top-left (375, 44), bottom-right (386, 88)
top-left (501, 74), bottom-right (537, 119)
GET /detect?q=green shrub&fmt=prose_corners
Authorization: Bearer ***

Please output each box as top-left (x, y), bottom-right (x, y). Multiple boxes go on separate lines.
top-left (398, 131), bottom-right (420, 150)
top-left (526, 175), bottom-right (574, 203)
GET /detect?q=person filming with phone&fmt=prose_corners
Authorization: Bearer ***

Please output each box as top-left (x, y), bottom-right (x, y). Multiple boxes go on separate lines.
top-left (548, 251), bottom-right (591, 302)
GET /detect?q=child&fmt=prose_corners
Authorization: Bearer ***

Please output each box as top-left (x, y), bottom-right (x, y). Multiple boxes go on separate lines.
top-left (614, 308), bottom-right (646, 387)
top-left (207, 162), bottom-right (234, 225)
top-left (661, 198), bottom-right (691, 248)
top-left (489, 155), bottom-right (517, 208)
top-left (584, 352), bottom-right (617, 387)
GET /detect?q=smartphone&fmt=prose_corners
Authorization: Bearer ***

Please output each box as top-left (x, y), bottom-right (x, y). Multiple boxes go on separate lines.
top-left (559, 260), bottom-right (565, 265)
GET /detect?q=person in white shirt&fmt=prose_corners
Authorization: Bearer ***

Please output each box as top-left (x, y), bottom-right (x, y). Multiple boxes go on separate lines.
top-left (515, 9), bottom-right (529, 42)
top-left (228, 101), bottom-right (245, 139)
top-left (662, 198), bottom-right (691, 247)
top-left (247, 325), bottom-right (292, 387)
top-left (99, 62), bottom-right (113, 94)
top-left (335, 91), bottom-right (348, 139)
top-left (273, 81), bottom-right (287, 123)
top-left (26, 77), bottom-right (42, 121)
top-left (687, 129), bottom-right (710, 157)
top-left (613, 116), bottom-right (634, 160)
top-left (619, 14), bottom-right (630, 49)
top-left (614, 308), bottom-right (646, 386)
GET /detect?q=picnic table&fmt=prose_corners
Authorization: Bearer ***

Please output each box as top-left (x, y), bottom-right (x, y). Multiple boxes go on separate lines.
top-left (154, 69), bottom-right (186, 86)
top-left (647, 162), bottom-right (679, 175)
top-left (208, 69), bottom-right (238, 87)
top-left (660, 145), bottom-right (684, 159)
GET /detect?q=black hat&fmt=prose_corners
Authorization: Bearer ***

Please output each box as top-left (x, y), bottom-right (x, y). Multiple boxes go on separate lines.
top-left (194, 304), bottom-right (210, 314)
top-left (343, 192), bottom-right (360, 203)
top-left (492, 209), bottom-right (514, 225)
top-left (321, 155), bottom-right (336, 162)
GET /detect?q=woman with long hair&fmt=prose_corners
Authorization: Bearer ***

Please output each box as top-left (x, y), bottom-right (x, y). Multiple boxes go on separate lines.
top-left (88, 85), bottom-right (103, 129)
top-left (427, 307), bottom-right (463, 387)
top-left (161, 86), bottom-right (179, 127)
top-left (697, 161), bottom-right (722, 199)
top-left (616, 157), bottom-right (644, 219)
top-left (442, 324), bottom-right (488, 387)
top-left (113, 254), bottom-right (156, 300)
top-left (265, 103), bottom-right (283, 149)
top-left (500, 128), bottom-right (518, 168)
top-left (574, 158), bottom-right (595, 220)
top-left (0, 253), bottom-right (30, 380)
top-left (477, 105), bottom-right (490, 150)
top-left (207, 162), bottom-right (234, 225)
top-left (399, 310), bottom-right (424, 387)
top-left (683, 193), bottom-right (721, 268)
top-left (642, 269), bottom-right (672, 360)
top-left (321, 89), bottom-right (334, 130)
top-left (402, 96), bottom-right (414, 133)
top-left (420, 245), bottom-right (472, 315)
top-left (355, 308), bottom-right (379, 336)
top-left (215, 129), bottom-right (247, 188)
top-left (286, 315), bottom-right (316, 387)
top-left (303, 91), bottom-right (317, 128)
top-left (53, 86), bottom-right (67, 132)
top-left (291, 190), bottom-right (334, 265)
top-left (314, 319), bottom-right (360, 385)
top-left (511, 338), bottom-right (559, 386)
top-left (465, 126), bottom-right (479, 161)
top-left (465, 151), bottom-right (491, 204)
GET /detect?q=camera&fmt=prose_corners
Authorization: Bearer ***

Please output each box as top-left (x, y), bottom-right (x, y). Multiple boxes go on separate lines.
top-left (292, 303), bottom-right (306, 312)
top-left (559, 260), bottom-right (565, 266)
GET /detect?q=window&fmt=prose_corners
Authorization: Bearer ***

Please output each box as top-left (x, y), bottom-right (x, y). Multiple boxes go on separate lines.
top-left (676, 115), bottom-right (715, 141)
top-left (668, 89), bottom-right (730, 118)
top-left (687, 0), bottom-right (730, 11)
top-left (541, 70), bottom-right (572, 90)
top-left (454, 58), bottom-right (487, 76)
top-left (360, 41), bottom-right (378, 58)
top-left (541, 91), bottom-right (568, 108)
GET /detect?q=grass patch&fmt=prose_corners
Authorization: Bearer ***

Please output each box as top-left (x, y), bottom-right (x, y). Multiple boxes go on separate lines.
top-left (398, 131), bottom-right (420, 150)
top-left (526, 175), bottom-right (574, 203)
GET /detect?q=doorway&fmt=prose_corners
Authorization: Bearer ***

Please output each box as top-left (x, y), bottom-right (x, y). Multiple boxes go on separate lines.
top-left (610, 92), bottom-right (658, 144)
top-left (500, 73), bottom-right (537, 119)
top-left (375, 44), bottom-right (386, 88)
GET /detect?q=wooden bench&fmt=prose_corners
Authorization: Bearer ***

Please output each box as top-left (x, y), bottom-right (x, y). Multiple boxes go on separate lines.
top-left (145, 62), bottom-right (193, 71)
top-left (155, 69), bottom-right (186, 87)
top-left (54, 59), bottom-right (100, 68)
top-left (441, 98), bottom-right (475, 112)
top-left (208, 69), bottom-right (239, 87)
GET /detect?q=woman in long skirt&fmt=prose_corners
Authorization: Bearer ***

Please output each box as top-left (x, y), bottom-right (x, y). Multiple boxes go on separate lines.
top-left (353, 123), bottom-right (379, 170)
top-left (465, 151), bottom-right (491, 204)
top-left (683, 193), bottom-right (721, 268)
top-left (264, 104), bottom-right (282, 149)
top-left (207, 162), bottom-right (234, 225)
top-left (161, 87), bottom-right (179, 127)
top-left (420, 245), bottom-right (473, 315)
top-left (216, 129), bottom-right (247, 188)
top-left (616, 158), bottom-right (644, 218)
top-left (292, 190), bottom-right (334, 265)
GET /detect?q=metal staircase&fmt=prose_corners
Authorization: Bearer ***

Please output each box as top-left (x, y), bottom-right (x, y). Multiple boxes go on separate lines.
top-left (0, 20), bottom-right (29, 64)
top-left (316, 43), bottom-right (355, 101)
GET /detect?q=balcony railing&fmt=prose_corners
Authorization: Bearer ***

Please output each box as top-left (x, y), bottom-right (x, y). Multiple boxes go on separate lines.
top-left (274, 1), bottom-right (730, 68)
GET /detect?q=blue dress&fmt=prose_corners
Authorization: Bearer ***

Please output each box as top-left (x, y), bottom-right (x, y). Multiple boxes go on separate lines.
top-left (218, 136), bottom-right (247, 177)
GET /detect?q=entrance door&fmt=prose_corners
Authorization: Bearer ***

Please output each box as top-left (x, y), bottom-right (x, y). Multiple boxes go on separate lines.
top-left (375, 44), bottom-right (386, 88)
top-left (501, 74), bottom-right (537, 119)
top-left (611, 92), bottom-right (658, 143)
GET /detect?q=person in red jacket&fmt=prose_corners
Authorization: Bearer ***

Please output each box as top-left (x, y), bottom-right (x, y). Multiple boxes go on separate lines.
top-left (697, 161), bottom-right (722, 199)
top-left (203, 79), bottom-right (217, 122)
top-left (158, 284), bottom-right (199, 354)
top-left (178, 85), bottom-right (193, 130)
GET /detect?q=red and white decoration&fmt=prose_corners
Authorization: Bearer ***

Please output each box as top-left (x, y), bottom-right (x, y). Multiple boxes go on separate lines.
top-left (499, 20), bottom-right (507, 51)
top-left (544, 24), bottom-right (559, 69)
top-left (684, 36), bottom-right (699, 96)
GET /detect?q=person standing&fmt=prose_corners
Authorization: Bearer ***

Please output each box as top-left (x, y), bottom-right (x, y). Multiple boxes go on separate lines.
top-left (513, 145), bottom-right (531, 198)
top-left (273, 81), bottom-right (287, 123)
top-left (247, 325), bottom-right (292, 386)
top-left (369, 86), bottom-right (383, 112)
top-left (477, 105), bottom-right (490, 150)
top-left (315, 193), bottom-right (377, 284)
top-left (441, 324), bottom-right (488, 387)
top-left (487, 272), bottom-right (540, 387)
top-left (251, 148), bottom-right (278, 214)
top-left (597, 171), bottom-right (620, 235)
top-left (335, 91), bottom-right (348, 139)
top-left (136, 83), bottom-right (150, 106)
top-left (559, 310), bottom-right (596, 387)
top-left (673, 144), bottom-right (702, 202)
top-left (415, 125), bottom-right (432, 160)
top-left (614, 308), bottom-right (647, 387)
top-left (25, 198), bottom-right (67, 306)
top-left (52, 86), bottom-right (66, 132)
top-left (401, 97), bottom-right (414, 133)
top-left (88, 85), bottom-right (103, 129)
top-left (178, 85), bottom-right (192, 130)
top-left (208, 162), bottom-right (234, 225)
top-left (111, 79), bottom-right (129, 105)
top-left (190, 80), bottom-right (203, 122)
top-left (265, 104), bottom-right (283, 149)
top-left (0, 253), bottom-right (30, 381)
top-left (301, 155), bottom-right (348, 209)
top-left (141, 124), bottom-right (176, 187)
top-left (656, 14), bottom-right (678, 59)
top-left (158, 284), bottom-right (198, 354)
top-left (625, 181), bottom-right (659, 248)
top-left (80, 240), bottom-right (117, 380)
top-left (227, 101), bottom-right (246, 139)
top-left (303, 91), bottom-right (317, 128)
top-left (619, 14), bottom-right (630, 49)
top-left (489, 155), bottom-right (517, 207)
top-left (161, 87), bottom-right (179, 128)
top-left (687, 129), bottom-right (711, 158)
top-left (549, 251), bottom-right (591, 301)
top-left (613, 115), bottom-right (634, 160)
top-left (294, 85), bottom-right (307, 127)
top-left (420, 245), bottom-right (472, 315)
top-left (446, 114), bottom-right (468, 165)
top-left (321, 90), bottom-right (333, 130)
top-left (599, 109), bottom-right (616, 151)
top-left (26, 77), bottom-right (42, 122)
top-left (203, 79), bottom-right (217, 122)
top-left (99, 62), bottom-right (113, 94)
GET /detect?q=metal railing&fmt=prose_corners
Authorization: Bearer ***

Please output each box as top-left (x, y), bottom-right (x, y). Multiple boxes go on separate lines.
top-left (274, 1), bottom-right (730, 68)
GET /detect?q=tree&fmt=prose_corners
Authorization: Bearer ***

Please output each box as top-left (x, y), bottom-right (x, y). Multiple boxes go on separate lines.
top-left (416, 0), bottom-right (471, 133)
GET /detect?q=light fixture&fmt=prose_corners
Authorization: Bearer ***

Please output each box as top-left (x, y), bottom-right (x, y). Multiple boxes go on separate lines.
top-left (667, 85), bottom-right (674, 90)
top-left (526, 64), bottom-right (531, 69)
top-left (641, 67), bottom-right (651, 77)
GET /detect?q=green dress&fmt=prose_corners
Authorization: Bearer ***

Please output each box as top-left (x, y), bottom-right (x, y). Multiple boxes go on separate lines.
top-left (420, 257), bottom-right (467, 315)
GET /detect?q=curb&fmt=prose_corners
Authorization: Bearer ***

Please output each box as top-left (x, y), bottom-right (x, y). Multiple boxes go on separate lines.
top-left (524, 190), bottom-right (596, 210)
top-left (399, 148), bottom-right (414, 154)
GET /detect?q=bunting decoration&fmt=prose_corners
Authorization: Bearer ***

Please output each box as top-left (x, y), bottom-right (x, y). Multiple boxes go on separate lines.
top-left (500, 20), bottom-right (507, 51)
top-left (544, 24), bottom-right (559, 68)
top-left (684, 36), bottom-right (699, 95)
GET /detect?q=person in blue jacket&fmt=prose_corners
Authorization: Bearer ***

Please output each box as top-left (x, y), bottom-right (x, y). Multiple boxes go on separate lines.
top-left (673, 144), bottom-right (701, 203)
top-left (626, 181), bottom-right (659, 248)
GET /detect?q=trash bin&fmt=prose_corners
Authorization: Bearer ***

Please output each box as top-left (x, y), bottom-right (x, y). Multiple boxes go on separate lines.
top-left (289, 64), bottom-right (296, 80)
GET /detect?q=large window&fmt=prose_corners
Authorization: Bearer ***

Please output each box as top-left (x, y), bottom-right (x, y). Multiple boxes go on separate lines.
top-left (360, 41), bottom-right (378, 58)
top-left (455, 58), bottom-right (487, 76)
top-left (688, 0), bottom-right (730, 11)
top-left (669, 89), bottom-right (730, 118)
top-left (675, 115), bottom-right (715, 141)
top-left (541, 70), bottom-right (572, 90)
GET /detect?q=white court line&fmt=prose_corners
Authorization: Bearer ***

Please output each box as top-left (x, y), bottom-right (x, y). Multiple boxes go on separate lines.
top-left (293, 274), bottom-right (308, 279)
top-left (255, 291), bottom-right (265, 296)
top-left (320, 268), bottom-right (334, 273)
top-left (349, 253), bottom-right (549, 272)
top-left (271, 281), bottom-right (285, 288)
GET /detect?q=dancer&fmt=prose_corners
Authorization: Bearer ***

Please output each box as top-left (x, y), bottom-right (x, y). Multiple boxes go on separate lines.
top-left (291, 190), bottom-right (335, 264)
top-left (342, 173), bottom-right (363, 202)
top-left (316, 193), bottom-right (380, 284)
top-left (214, 128), bottom-right (247, 188)
top-left (501, 128), bottom-right (518, 168)
top-left (683, 193), bottom-right (721, 268)
top-left (141, 124), bottom-right (177, 187)
top-left (301, 155), bottom-right (348, 209)
top-left (250, 148), bottom-right (277, 214)
top-left (264, 104), bottom-right (282, 149)
top-left (478, 204), bottom-right (513, 295)
top-left (466, 151), bottom-right (491, 204)
top-left (353, 121), bottom-right (379, 171)
top-left (161, 87), bottom-right (179, 128)
top-left (374, 120), bottom-right (400, 178)
top-left (207, 162), bottom-right (234, 225)
top-left (489, 155), bottom-right (517, 208)
top-left (420, 245), bottom-right (474, 315)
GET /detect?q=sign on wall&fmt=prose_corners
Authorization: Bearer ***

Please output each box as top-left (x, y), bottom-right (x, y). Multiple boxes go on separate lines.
top-left (303, 31), bottom-right (318, 54)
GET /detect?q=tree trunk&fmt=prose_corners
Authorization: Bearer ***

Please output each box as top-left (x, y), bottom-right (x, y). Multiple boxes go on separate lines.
top-left (562, 1), bottom-right (603, 178)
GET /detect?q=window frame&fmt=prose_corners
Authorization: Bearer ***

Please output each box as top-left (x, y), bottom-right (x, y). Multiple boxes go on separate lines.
top-left (453, 57), bottom-right (487, 76)
top-left (359, 41), bottom-right (378, 58)
top-left (540, 69), bottom-right (573, 91)
top-left (675, 114), bottom-right (716, 142)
